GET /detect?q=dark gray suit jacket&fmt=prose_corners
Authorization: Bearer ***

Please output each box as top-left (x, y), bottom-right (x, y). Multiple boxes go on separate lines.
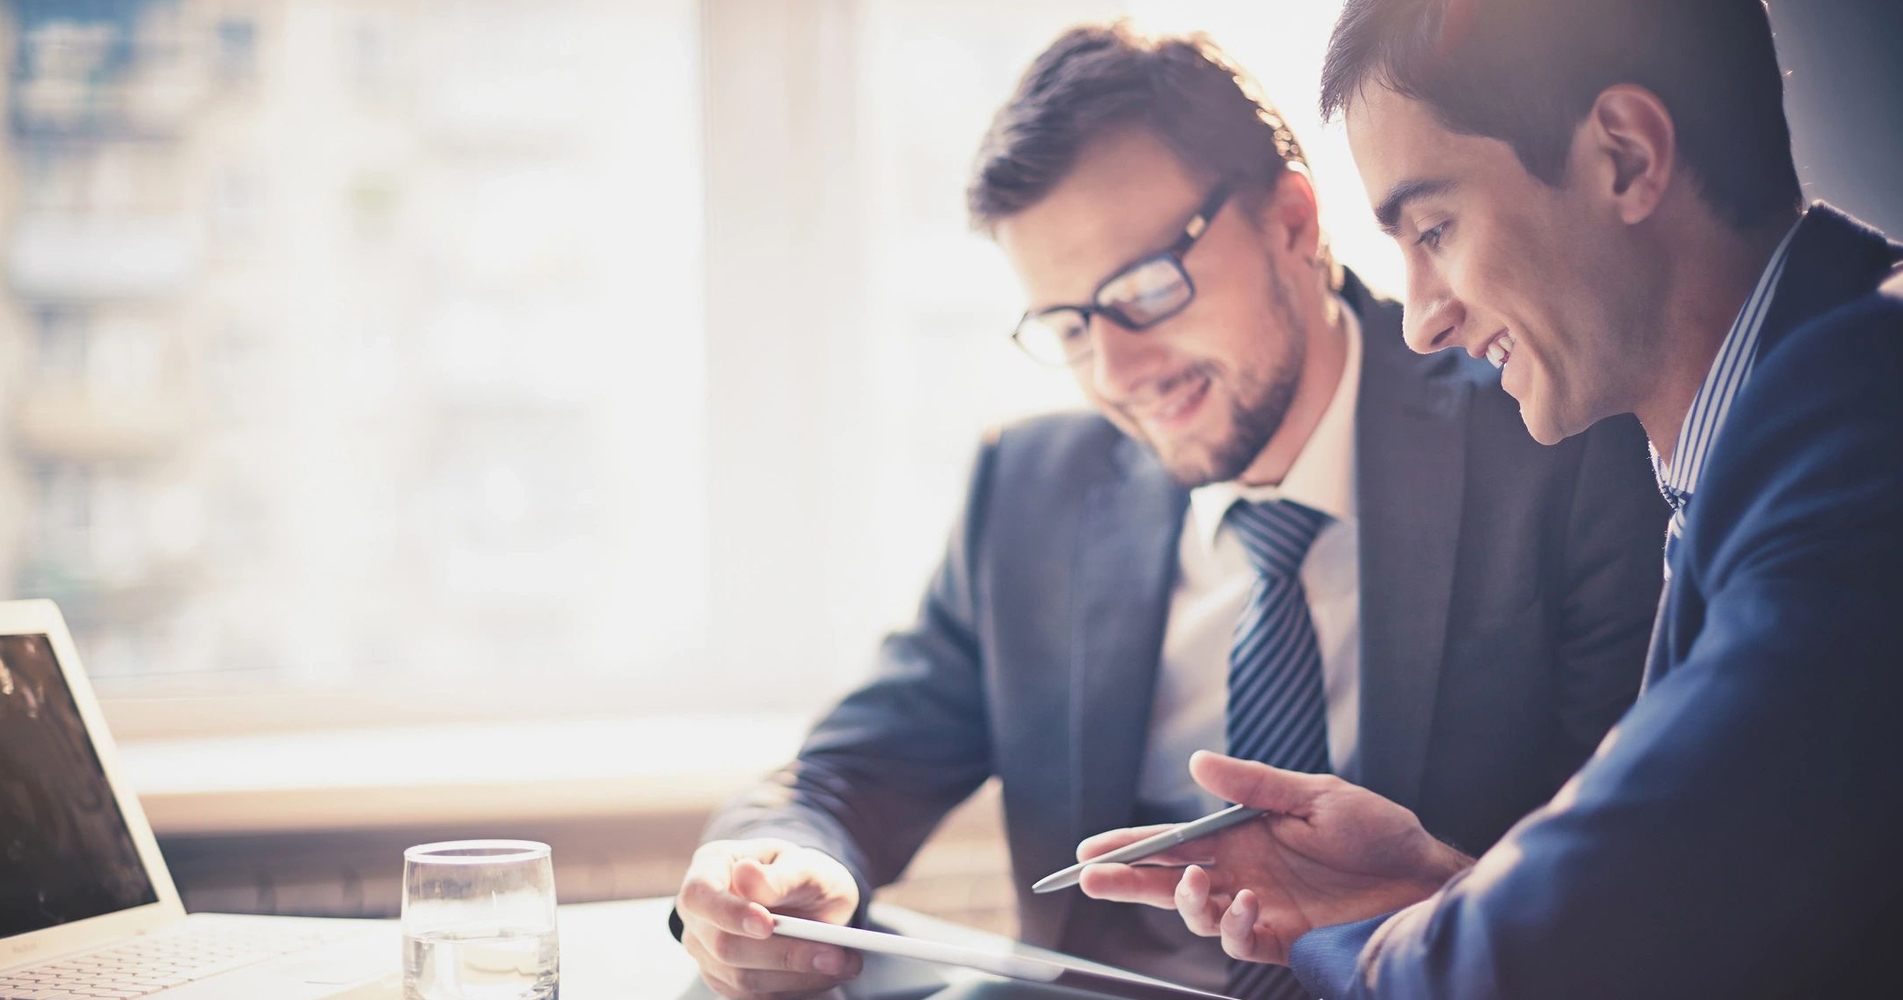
top-left (702, 274), bottom-right (1667, 963)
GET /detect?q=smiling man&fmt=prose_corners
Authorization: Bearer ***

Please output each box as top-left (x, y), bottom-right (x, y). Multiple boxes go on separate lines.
top-left (1075, 1), bottom-right (1903, 997)
top-left (670, 21), bottom-right (1666, 1000)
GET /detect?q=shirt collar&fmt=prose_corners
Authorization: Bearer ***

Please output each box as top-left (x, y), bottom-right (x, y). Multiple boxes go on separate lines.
top-left (1649, 214), bottom-right (1805, 506)
top-left (1189, 298), bottom-right (1361, 552)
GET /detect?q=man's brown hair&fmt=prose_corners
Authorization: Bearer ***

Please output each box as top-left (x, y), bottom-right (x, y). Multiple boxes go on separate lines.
top-left (968, 20), bottom-right (1314, 244)
top-left (1320, 0), bottom-right (1802, 231)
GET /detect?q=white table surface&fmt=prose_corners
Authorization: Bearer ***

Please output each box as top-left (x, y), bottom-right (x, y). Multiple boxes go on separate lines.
top-left (332, 896), bottom-right (1073, 999)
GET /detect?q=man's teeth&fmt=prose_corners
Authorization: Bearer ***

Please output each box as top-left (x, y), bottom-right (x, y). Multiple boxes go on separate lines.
top-left (1485, 332), bottom-right (1516, 370)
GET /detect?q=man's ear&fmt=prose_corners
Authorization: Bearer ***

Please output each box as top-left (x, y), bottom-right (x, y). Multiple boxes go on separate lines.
top-left (1577, 84), bottom-right (1676, 225)
top-left (1253, 167), bottom-right (1324, 259)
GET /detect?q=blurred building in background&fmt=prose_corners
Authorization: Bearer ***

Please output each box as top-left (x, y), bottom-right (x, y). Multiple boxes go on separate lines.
top-left (4, 0), bottom-right (1895, 729)
top-left (0, 0), bottom-right (710, 702)
top-left (0, 0), bottom-right (1402, 729)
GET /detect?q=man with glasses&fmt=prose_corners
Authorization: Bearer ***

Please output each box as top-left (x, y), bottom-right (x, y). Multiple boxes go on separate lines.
top-left (672, 22), bottom-right (1665, 1000)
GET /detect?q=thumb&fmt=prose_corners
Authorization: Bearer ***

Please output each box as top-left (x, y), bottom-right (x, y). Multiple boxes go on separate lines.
top-left (729, 856), bottom-right (799, 908)
top-left (732, 852), bottom-right (851, 917)
top-left (1189, 750), bottom-right (1325, 816)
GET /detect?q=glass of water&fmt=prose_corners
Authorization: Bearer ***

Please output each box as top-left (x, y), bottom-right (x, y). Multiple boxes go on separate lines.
top-left (402, 840), bottom-right (560, 1000)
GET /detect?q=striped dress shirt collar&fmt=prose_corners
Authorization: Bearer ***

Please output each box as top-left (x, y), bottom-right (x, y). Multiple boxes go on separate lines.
top-left (1650, 215), bottom-right (1804, 563)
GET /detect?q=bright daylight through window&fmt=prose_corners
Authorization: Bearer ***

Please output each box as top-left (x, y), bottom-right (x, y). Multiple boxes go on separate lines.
top-left (0, 0), bottom-right (1385, 733)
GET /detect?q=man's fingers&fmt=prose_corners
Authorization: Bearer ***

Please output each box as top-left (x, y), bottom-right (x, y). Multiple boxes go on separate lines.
top-left (1077, 823), bottom-right (1179, 861)
top-left (725, 967), bottom-right (855, 999)
top-left (1076, 863), bottom-right (1185, 909)
top-left (736, 853), bottom-right (854, 913)
top-left (731, 857), bottom-right (804, 908)
top-left (679, 865), bottom-right (773, 939)
top-left (682, 921), bottom-right (864, 998)
top-left (691, 923), bottom-right (859, 979)
top-left (727, 953), bottom-right (861, 997)
top-left (1188, 751), bottom-right (1328, 816)
top-left (1220, 889), bottom-right (1286, 966)
top-left (749, 850), bottom-right (859, 920)
top-left (1076, 827), bottom-right (1215, 869)
top-left (680, 932), bottom-right (751, 999)
top-left (1176, 865), bottom-right (1228, 938)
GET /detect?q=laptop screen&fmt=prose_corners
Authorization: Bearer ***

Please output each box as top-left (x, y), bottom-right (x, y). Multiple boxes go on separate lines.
top-left (0, 633), bottom-right (159, 938)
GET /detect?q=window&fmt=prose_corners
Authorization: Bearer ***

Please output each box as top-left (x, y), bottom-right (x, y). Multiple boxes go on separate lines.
top-left (213, 16), bottom-right (255, 83)
top-left (0, 0), bottom-right (1379, 736)
top-left (2, 0), bottom-right (706, 727)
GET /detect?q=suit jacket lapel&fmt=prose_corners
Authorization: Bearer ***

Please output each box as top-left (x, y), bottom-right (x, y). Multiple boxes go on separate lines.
top-left (1755, 204), bottom-right (1903, 361)
top-left (1640, 582), bottom-right (1673, 692)
top-left (1069, 437), bottom-right (1186, 850)
top-left (1348, 276), bottom-right (1472, 806)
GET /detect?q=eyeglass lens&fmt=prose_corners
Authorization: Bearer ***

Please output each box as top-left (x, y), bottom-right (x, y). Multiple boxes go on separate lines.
top-left (1095, 255), bottom-right (1192, 326)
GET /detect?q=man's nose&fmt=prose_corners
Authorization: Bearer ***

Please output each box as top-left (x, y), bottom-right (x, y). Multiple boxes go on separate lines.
top-left (1085, 314), bottom-right (1169, 401)
top-left (1401, 267), bottom-right (1467, 356)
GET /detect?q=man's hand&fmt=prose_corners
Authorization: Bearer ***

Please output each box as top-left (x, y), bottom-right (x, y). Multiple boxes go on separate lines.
top-left (675, 839), bottom-right (864, 998)
top-left (1076, 751), bottom-right (1471, 965)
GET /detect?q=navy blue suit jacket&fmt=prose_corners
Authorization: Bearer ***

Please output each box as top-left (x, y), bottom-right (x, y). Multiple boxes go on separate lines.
top-left (1291, 203), bottom-right (1903, 998)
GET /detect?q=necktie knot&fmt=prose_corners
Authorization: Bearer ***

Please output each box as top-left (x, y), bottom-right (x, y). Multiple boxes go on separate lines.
top-left (1228, 499), bottom-right (1329, 580)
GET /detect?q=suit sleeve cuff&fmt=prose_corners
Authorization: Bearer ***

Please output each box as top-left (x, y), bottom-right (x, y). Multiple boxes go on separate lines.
top-left (1288, 913), bottom-right (1393, 998)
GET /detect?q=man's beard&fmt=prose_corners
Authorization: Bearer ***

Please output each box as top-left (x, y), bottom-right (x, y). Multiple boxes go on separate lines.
top-left (1152, 260), bottom-right (1309, 487)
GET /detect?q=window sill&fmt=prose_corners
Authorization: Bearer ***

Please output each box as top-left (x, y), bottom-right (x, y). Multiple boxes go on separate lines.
top-left (117, 714), bottom-right (809, 835)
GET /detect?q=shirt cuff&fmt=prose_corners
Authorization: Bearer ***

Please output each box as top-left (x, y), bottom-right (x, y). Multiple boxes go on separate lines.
top-left (1288, 913), bottom-right (1392, 998)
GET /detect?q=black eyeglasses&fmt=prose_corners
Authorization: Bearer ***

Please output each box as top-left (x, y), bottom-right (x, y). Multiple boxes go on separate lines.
top-left (1011, 183), bottom-right (1232, 367)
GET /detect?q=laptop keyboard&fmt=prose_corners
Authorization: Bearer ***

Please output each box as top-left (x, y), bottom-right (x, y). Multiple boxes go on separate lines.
top-left (0, 920), bottom-right (367, 999)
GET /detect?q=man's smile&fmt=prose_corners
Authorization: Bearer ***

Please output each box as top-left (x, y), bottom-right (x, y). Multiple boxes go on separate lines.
top-left (1125, 368), bottom-right (1214, 432)
top-left (1482, 330), bottom-right (1516, 370)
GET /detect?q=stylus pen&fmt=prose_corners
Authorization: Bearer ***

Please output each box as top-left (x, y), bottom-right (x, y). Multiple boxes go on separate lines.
top-left (1032, 803), bottom-right (1268, 894)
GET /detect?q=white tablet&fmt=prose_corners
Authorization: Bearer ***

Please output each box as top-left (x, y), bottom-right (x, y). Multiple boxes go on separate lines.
top-left (771, 915), bottom-right (1238, 1000)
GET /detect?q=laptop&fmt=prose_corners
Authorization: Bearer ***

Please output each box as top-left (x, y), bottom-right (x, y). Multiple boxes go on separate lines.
top-left (0, 599), bottom-right (400, 999)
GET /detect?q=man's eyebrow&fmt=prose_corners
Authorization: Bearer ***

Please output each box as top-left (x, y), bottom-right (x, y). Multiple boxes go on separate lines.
top-left (1374, 179), bottom-right (1458, 237)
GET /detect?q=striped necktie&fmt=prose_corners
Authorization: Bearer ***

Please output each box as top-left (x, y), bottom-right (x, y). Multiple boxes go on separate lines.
top-left (1223, 498), bottom-right (1330, 1000)
top-left (1660, 484), bottom-right (1691, 576)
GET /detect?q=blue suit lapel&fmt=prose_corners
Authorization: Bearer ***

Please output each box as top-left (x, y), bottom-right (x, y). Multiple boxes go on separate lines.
top-left (1640, 584), bottom-right (1672, 692)
top-left (1755, 204), bottom-right (1902, 363)
top-left (1643, 203), bottom-right (1902, 689)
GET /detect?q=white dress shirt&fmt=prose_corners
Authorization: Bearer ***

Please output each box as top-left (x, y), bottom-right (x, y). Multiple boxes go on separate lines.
top-left (1135, 301), bottom-right (1363, 818)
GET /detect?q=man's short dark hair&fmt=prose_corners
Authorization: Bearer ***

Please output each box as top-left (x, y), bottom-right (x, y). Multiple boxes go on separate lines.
top-left (967, 21), bottom-right (1308, 234)
top-left (1320, 0), bottom-right (1803, 231)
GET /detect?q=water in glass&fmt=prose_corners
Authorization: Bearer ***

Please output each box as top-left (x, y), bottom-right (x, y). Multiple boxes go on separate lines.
top-left (402, 840), bottom-right (558, 1000)
top-left (403, 925), bottom-right (558, 1000)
